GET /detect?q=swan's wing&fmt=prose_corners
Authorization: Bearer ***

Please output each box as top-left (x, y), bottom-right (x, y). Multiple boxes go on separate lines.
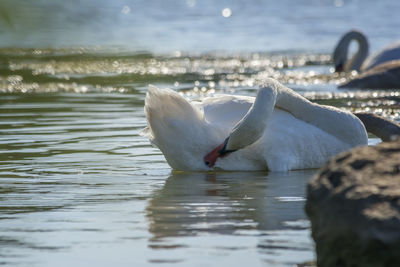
top-left (363, 41), bottom-right (400, 71)
top-left (261, 78), bottom-right (368, 147)
top-left (198, 94), bottom-right (253, 129)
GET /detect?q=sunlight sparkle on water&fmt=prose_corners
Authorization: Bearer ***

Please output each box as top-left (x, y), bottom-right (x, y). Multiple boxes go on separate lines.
top-left (186, 0), bottom-right (196, 8)
top-left (121, 5), bottom-right (131, 14)
top-left (334, 0), bottom-right (344, 7)
top-left (2, 48), bottom-right (399, 123)
top-left (222, 8), bottom-right (232, 18)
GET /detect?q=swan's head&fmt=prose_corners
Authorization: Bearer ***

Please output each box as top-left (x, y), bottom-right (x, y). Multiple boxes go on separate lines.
top-left (145, 82), bottom-right (275, 171)
top-left (203, 137), bottom-right (236, 167)
top-left (203, 82), bottom-right (277, 168)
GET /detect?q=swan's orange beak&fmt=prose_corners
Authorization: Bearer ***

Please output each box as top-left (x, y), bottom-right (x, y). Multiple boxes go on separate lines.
top-left (204, 138), bottom-right (236, 168)
top-left (204, 142), bottom-right (225, 168)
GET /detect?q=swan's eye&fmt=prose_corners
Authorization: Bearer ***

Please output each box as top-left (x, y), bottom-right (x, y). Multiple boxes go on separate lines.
top-left (205, 161), bottom-right (210, 166)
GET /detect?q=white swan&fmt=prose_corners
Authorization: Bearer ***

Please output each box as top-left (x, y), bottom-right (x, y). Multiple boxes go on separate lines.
top-left (142, 79), bottom-right (368, 171)
top-left (333, 30), bottom-right (400, 73)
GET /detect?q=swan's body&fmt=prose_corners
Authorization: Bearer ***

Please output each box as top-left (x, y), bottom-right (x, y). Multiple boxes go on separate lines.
top-left (362, 41), bottom-right (400, 71)
top-left (339, 60), bottom-right (400, 89)
top-left (142, 79), bottom-right (368, 171)
top-left (333, 30), bottom-right (400, 72)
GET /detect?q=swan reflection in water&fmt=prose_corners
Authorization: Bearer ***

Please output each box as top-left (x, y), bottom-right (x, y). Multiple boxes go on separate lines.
top-left (146, 171), bottom-right (316, 264)
top-left (147, 170), bottom-right (315, 238)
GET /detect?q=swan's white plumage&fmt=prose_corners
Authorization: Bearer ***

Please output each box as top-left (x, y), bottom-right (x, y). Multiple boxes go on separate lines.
top-left (143, 79), bottom-right (368, 171)
top-left (225, 86), bottom-right (277, 151)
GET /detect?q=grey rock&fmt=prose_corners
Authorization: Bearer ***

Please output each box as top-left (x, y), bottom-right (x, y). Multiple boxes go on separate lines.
top-left (306, 141), bottom-right (400, 267)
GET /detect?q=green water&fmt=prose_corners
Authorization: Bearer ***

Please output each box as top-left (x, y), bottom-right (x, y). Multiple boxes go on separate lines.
top-left (0, 48), bottom-right (397, 266)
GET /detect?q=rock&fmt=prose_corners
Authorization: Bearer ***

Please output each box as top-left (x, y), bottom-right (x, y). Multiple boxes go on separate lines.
top-left (305, 140), bottom-right (400, 267)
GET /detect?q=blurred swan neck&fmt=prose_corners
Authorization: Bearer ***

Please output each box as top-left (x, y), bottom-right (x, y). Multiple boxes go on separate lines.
top-left (355, 112), bottom-right (400, 142)
top-left (343, 31), bottom-right (369, 72)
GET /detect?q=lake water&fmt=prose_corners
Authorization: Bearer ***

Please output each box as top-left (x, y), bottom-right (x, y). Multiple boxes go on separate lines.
top-left (1, 1), bottom-right (399, 266)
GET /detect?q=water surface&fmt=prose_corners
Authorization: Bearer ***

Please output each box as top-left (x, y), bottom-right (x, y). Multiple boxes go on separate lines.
top-left (1, 49), bottom-right (396, 266)
top-left (1, 0), bottom-right (400, 266)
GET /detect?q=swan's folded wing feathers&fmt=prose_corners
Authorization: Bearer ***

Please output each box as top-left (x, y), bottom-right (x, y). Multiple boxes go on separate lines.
top-left (260, 78), bottom-right (367, 147)
top-left (201, 95), bottom-right (253, 128)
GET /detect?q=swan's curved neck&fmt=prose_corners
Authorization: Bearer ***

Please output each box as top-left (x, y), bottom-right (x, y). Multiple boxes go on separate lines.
top-left (203, 83), bottom-right (278, 167)
top-left (224, 85), bottom-right (277, 151)
top-left (355, 112), bottom-right (400, 142)
top-left (341, 31), bottom-right (369, 72)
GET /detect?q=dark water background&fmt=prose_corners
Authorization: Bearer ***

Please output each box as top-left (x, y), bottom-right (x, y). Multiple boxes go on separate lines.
top-left (1, 0), bottom-right (399, 266)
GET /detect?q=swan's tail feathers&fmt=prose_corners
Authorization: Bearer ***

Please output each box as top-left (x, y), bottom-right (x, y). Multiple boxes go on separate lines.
top-left (145, 85), bottom-right (203, 123)
top-left (144, 85), bottom-right (205, 148)
top-left (355, 112), bottom-right (400, 142)
top-left (139, 126), bottom-right (159, 147)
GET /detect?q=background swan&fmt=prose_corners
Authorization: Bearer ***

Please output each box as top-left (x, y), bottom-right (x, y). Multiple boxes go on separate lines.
top-left (333, 30), bottom-right (400, 72)
top-left (339, 60), bottom-right (400, 89)
top-left (142, 79), bottom-right (368, 172)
